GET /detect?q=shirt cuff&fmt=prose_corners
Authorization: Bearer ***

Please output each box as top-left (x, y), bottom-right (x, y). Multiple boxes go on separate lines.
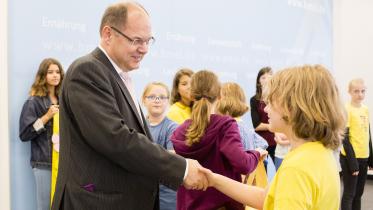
top-left (32, 118), bottom-right (45, 132)
top-left (183, 159), bottom-right (188, 180)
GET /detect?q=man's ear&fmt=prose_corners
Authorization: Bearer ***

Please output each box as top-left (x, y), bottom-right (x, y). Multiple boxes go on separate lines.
top-left (101, 26), bottom-right (113, 43)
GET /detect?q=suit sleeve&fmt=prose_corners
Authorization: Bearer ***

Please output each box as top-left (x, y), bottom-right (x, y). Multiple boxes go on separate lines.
top-left (63, 62), bottom-right (186, 189)
top-left (250, 97), bottom-right (261, 129)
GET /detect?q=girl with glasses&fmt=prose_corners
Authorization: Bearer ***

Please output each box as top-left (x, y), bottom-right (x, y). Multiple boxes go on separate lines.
top-left (142, 82), bottom-right (178, 210)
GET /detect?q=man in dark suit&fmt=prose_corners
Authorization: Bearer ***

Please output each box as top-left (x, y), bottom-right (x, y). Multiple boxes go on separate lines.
top-left (51, 2), bottom-right (207, 210)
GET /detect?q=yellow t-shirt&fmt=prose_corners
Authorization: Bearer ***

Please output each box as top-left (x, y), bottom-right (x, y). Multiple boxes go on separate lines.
top-left (167, 102), bottom-right (191, 124)
top-left (341, 103), bottom-right (370, 158)
top-left (264, 141), bottom-right (340, 210)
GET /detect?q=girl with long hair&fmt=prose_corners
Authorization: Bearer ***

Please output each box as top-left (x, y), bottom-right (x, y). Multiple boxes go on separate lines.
top-left (171, 70), bottom-right (265, 210)
top-left (218, 82), bottom-right (268, 151)
top-left (19, 58), bottom-right (64, 210)
top-left (167, 68), bottom-right (194, 124)
top-left (250, 67), bottom-right (276, 161)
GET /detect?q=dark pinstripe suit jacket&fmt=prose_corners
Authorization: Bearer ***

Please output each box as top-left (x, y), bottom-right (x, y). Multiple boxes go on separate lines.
top-left (51, 48), bottom-right (186, 210)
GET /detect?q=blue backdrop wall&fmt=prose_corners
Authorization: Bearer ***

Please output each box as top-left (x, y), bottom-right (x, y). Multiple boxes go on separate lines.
top-left (9, 0), bottom-right (332, 209)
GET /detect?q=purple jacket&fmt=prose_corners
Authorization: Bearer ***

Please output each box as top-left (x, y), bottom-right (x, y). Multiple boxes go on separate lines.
top-left (171, 114), bottom-right (260, 210)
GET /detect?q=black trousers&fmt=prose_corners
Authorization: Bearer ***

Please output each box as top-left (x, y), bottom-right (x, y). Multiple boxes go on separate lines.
top-left (340, 156), bottom-right (368, 210)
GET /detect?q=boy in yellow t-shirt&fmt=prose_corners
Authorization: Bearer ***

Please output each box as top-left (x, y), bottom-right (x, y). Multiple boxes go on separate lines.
top-left (199, 65), bottom-right (345, 210)
top-left (340, 78), bottom-right (373, 210)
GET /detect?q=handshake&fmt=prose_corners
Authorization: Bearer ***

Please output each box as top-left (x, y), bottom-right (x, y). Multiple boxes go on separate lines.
top-left (182, 159), bottom-right (211, 191)
top-left (183, 148), bottom-right (268, 190)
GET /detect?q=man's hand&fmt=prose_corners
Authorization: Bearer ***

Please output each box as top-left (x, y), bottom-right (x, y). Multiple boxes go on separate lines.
top-left (183, 159), bottom-right (208, 191)
top-left (198, 167), bottom-right (216, 187)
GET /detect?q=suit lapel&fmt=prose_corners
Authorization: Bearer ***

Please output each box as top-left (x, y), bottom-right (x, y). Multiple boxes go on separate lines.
top-left (139, 106), bottom-right (152, 138)
top-left (91, 48), bottom-right (147, 133)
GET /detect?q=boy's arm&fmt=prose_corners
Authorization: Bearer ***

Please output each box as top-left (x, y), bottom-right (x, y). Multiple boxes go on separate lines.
top-left (342, 127), bottom-right (359, 173)
top-left (368, 124), bottom-right (373, 168)
top-left (201, 167), bottom-right (267, 210)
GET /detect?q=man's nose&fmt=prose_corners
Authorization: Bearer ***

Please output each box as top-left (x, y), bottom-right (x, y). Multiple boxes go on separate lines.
top-left (138, 43), bottom-right (149, 54)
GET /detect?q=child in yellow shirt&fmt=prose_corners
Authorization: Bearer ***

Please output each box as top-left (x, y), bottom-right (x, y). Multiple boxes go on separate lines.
top-left (340, 78), bottom-right (373, 210)
top-left (167, 68), bottom-right (194, 124)
top-left (199, 65), bottom-right (345, 210)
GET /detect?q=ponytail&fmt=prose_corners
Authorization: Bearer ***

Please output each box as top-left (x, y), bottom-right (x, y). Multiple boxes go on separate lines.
top-left (185, 70), bottom-right (220, 146)
top-left (186, 98), bottom-right (212, 146)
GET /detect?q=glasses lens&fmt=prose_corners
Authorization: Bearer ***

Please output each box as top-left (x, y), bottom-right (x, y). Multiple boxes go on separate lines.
top-left (131, 37), bottom-right (155, 47)
top-left (146, 96), bottom-right (168, 101)
top-left (146, 96), bottom-right (155, 101)
top-left (148, 37), bottom-right (155, 46)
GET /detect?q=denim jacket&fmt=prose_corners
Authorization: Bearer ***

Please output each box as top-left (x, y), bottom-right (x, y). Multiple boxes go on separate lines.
top-left (19, 96), bottom-right (53, 169)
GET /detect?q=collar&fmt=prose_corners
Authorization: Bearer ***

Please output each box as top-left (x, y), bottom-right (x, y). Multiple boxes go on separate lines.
top-left (98, 45), bottom-right (130, 79)
top-left (175, 101), bottom-right (190, 110)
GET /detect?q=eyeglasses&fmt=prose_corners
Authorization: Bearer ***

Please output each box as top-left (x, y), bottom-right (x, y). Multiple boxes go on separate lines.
top-left (110, 26), bottom-right (155, 47)
top-left (145, 95), bottom-right (169, 101)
